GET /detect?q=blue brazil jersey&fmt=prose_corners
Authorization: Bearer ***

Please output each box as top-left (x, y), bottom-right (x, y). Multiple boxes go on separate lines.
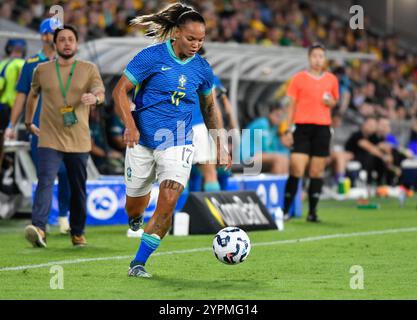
top-left (16, 51), bottom-right (49, 126)
top-left (124, 40), bottom-right (214, 150)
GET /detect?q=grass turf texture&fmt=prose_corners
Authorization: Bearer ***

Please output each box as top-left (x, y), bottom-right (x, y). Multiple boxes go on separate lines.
top-left (0, 198), bottom-right (416, 300)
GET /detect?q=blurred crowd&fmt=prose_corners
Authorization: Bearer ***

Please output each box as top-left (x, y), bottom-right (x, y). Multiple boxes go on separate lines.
top-left (1, 0), bottom-right (416, 185)
top-left (2, 0), bottom-right (416, 113)
top-left (3, 0), bottom-right (416, 113)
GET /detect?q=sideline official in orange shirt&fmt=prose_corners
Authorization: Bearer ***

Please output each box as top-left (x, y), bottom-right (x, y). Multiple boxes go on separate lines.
top-left (283, 43), bottom-right (339, 223)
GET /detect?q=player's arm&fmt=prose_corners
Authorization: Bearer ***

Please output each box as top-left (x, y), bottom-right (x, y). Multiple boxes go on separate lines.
top-left (216, 88), bottom-right (238, 130)
top-left (358, 139), bottom-right (391, 163)
top-left (6, 61), bottom-right (31, 139)
top-left (286, 96), bottom-right (296, 129)
top-left (282, 96), bottom-right (296, 147)
top-left (10, 93), bottom-right (26, 126)
top-left (323, 75), bottom-right (340, 108)
top-left (285, 75), bottom-right (298, 131)
top-left (5, 92), bottom-right (26, 140)
top-left (112, 74), bottom-right (139, 148)
top-left (200, 92), bottom-right (231, 169)
top-left (82, 64), bottom-right (105, 108)
top-left (24, 89), bottom-right (40, 136)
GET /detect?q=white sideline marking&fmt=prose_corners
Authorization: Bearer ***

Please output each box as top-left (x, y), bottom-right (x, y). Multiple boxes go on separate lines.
top-left (1, 227), bottom-right (417, 272)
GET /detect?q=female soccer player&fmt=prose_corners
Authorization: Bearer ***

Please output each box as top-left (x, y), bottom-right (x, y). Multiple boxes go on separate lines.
top-left (113, 3), bottom-right (231, 278)
top-left (283, 43), bottom-right (339, 223)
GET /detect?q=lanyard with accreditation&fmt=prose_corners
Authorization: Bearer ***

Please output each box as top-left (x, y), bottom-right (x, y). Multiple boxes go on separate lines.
top-left (56, 59), bottom-right (78, 126)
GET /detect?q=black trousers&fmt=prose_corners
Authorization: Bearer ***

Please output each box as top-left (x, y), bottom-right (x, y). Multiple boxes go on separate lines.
top-left (32, 147), bottom-right (89, 235)
top-left (356, 152), bottom-right (396, 185)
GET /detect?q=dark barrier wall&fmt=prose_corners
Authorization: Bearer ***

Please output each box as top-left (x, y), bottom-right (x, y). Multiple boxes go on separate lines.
top-left (182, 191), bottom-right (277, 234)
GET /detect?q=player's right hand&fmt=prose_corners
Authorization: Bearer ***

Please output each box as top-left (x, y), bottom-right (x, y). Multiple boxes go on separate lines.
top-left (4, 127), bottom-right (16, 140)
top-left (124, 126), bottom-right (139, 148)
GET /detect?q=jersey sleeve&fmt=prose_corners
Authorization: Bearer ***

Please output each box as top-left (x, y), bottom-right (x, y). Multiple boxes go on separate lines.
top-left (123, 48), bottom-right (155, 86)
top-left (198, 60), bottom-right (214, 96)
top-left (286, 74), bottom-right (300, 100)
top-left (15, 61), bottom-right (32, 94)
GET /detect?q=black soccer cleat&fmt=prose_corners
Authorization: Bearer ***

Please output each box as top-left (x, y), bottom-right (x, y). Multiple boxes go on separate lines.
top-left (307, 213), bottom-right (321, 223)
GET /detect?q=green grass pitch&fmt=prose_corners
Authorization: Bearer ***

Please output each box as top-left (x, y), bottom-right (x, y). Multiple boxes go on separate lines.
top-left (0, 198), bottom-right (416, 300)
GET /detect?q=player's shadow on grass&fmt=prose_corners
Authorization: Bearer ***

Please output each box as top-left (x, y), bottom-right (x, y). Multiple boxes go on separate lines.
top-left (43, 235), bottom-right (124, 255)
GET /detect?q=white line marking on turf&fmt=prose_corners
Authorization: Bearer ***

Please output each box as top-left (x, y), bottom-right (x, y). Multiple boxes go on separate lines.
top-left (1, 227), bottom-right (417, 272)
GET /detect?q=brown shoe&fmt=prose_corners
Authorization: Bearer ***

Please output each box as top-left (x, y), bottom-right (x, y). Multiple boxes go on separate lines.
top-left (71, 234), bottom-right (87, 247)
top-left (24, 225), bottom-right (47, 248)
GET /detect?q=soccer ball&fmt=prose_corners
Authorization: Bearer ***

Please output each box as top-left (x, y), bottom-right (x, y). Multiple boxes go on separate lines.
top-left (212, 227), bottom-right (251, 265)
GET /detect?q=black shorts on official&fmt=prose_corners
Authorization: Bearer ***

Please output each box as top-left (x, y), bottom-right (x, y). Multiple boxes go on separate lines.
top-left (0, 104), bottom-right (11, 134)
top-left (292, 124), bottom-right (331, 157)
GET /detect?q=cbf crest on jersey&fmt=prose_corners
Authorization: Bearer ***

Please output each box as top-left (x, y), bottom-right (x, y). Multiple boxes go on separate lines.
top-left (178, 74), bottom-right (187, 89)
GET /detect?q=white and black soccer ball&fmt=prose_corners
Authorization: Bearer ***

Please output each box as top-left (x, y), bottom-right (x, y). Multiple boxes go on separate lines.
top-left (212, 227), bottom-right (251, 265)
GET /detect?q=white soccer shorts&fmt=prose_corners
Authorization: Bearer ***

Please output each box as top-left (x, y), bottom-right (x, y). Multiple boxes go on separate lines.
top-left (125, 144), bottom-right (195, 197)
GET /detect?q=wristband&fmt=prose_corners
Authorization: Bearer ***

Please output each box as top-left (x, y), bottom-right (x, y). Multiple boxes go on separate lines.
top-left (7, 122), bottom-right (13, 129)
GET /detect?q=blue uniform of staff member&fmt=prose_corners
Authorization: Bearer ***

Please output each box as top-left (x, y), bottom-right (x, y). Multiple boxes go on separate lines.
top-left (6, 18), bottom-right (71, 234)
top-left (113, 3), bottom-right (231, 278)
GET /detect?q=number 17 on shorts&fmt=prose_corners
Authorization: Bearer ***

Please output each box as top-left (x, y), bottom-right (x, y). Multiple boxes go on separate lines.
top-left (182, 146), bottom-right (193, 168)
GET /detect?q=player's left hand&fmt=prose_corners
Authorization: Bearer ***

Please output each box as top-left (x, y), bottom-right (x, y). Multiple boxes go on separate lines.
top-left (81, 93), bottom-right (97, 106)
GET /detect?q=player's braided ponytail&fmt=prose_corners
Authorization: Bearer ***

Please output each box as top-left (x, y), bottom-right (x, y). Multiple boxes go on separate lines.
top-left (131, 2), bottom-right (205, 41)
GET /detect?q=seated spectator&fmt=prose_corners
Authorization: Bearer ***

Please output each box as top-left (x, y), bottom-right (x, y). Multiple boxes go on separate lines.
top-left (333, 66), bottom-right (351, 114)
top-left (377, 117), bottom-right (400, 148)
top-left (345, 117), bottom-right (393, 185)
top-left (376, 117), bottom-right (413, 184)
top-left (89, 108), bottom-right (124, 175)
top-left (328, 110), bottom-right (354, 184)
top-left (408, 117), bottom-right (417, 157)
top-left (241, 102), bottom-right (290, 174)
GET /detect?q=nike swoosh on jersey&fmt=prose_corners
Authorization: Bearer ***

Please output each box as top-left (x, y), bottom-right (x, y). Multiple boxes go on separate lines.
top-left (161, 67), bottom-right (172, 71)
